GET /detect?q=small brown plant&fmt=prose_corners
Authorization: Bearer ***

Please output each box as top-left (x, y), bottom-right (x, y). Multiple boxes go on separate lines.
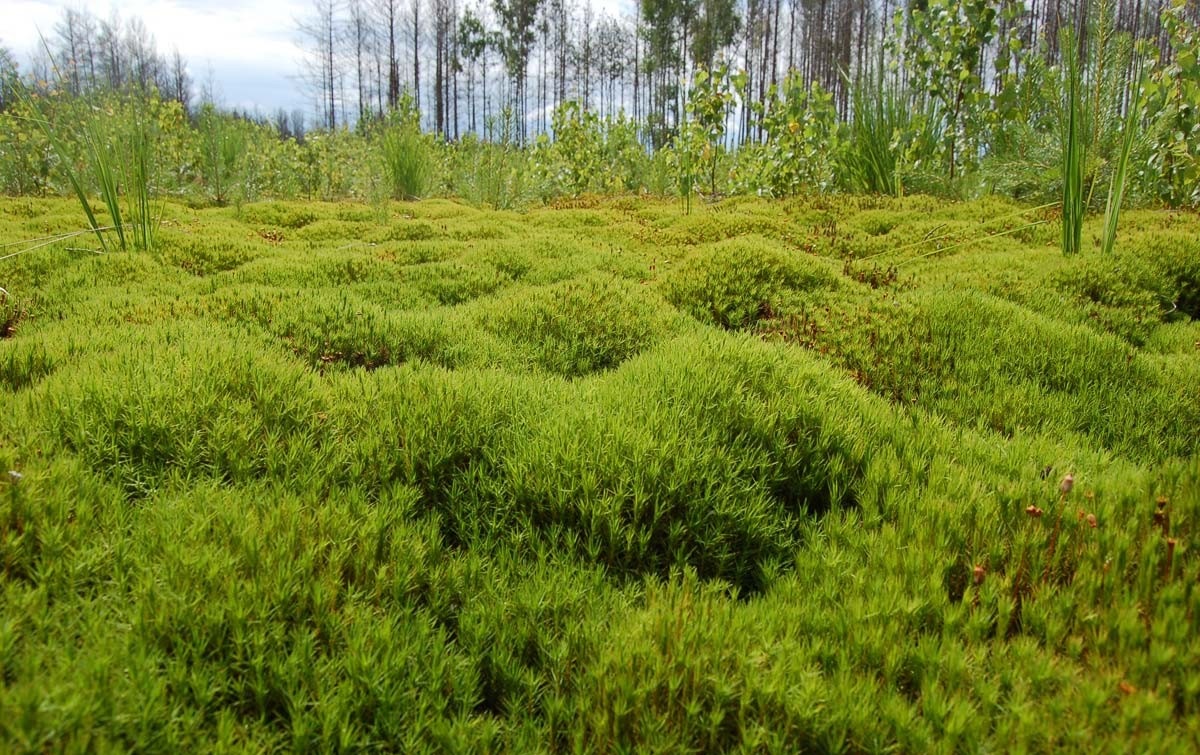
top-left (1060, 473), bottom-right (1075, 495)
top-left (1164, 538), bottom-right (1177, 582)
top-left (971, 564), bottom-right (986, 608)
top-left (1154, 496), bottom-right (1170, 536)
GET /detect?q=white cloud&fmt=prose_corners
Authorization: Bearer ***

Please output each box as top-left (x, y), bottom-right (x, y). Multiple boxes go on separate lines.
top-left (4, 0), bottom-right (641, 119)
top-left (5, 0), bottom-right (309, 113)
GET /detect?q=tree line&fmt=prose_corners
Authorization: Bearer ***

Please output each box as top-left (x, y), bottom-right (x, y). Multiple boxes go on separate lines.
top-left (4, 0), bottom-right (1197, 147)
top-left (295, 0), bottom-right (1200, 144)
top-left (4, 9), bottom-right (193, 112)
top-left (0, 10), bottom-right (315, 141)
top-left (4, 0), bottom-right (1200, 212)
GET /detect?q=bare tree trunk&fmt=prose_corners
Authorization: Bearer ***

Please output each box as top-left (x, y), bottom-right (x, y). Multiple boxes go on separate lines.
top-left (412, 0), bottom-right (421, 115)
top-left (328, 7), bottom-right (337, 128)
top-left (353, 1), bottom-right (368, 122)
top-left (435, 5), bottom-right (444, 135)
top-left (452, 0), bottom-right (460, 139)
top-left (633, 2), bottom-right (640, 125)
top-left (770, 0), bottom-right (781, 91)
top-left (382, 0), bottom-right (400, 109)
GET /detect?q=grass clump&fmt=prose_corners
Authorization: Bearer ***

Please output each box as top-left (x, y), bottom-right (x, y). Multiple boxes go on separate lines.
top-left (841, 63), bottom-right (906, 197)
top-left (1060, 27), bottom-right (1086, 256)
top-left (13, 86), bottom-right (163, 252)
top-left (377, 103), bottom-right (434, 201)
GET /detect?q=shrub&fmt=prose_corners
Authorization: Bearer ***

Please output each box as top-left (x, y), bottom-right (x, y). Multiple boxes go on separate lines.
top-left (442, 109), bottom-right (535, 209)
top-left (738, 73), bottom-right (841, 197)
top-left (377, 97), bottom-right (433, 201)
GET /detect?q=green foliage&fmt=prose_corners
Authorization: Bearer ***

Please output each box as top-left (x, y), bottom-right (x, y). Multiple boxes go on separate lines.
top-left (738, 73), bottom-right (840, 196)
top-left (840, 65), bottom-right (905, 196)
top-left (662, 66), bottom-right (739, 214)
top-left (11, 87), bottom-right (169, 252)
top-left (982, 0), bottom-right (1155, 223)
top-left (683, 65), bottom-right (737, 197)
top-left (977, 48), bottom-right (1058, 200)
top-left (0, 43), bottom-right (16, 112)
top-left (190, 105), bottom-right (298, 208)
top-left (0, 94), bottom-right (53, 195)
top-left (538, 102), bottom-right (606, 196)
top-left (194, 103), bottom-right (246, 206)
top-left (377, 95), bottom-right (433, 201)
top-left (536, 102), bottom-right (649, 196)
top-left (1142, 0), bottom-right (1200, 207)
top-left (1062, 27), bottom-right (1086, 255)
top-left (296, 127), bottom-right (375, 202)
top-left (1, 195), bottom-right (1199, 750)
top-left (443, 109), bottom-right (534, 209)
top-left (899, 0), bottom-right (1001, 180)
top-left (1, 19), bottom-right (1195, 215)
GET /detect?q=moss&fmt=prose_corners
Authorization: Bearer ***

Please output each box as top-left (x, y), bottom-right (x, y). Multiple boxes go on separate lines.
top-left (661, 235), bottom-right (840, 329)
top-left (0, 194), bottom-right (1198, 752)
top-left (237, 201), bottom-right (318, 229)
top-left (475, 273), bottom-right (683, 377)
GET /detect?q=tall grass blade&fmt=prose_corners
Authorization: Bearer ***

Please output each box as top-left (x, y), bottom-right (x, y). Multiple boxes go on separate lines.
top-left (13, 84), bottom-right (114, 253)
top-left (1101, 58), bottom-right (1144, 256)
top-left (123, 103), bottom-right (159, 252)
top-left (1062, 26), bottom-right (1086, 256)
top-left (842, 61), bottom-right (904, 197)
top-left (89, 115), bottom-right (127, 252)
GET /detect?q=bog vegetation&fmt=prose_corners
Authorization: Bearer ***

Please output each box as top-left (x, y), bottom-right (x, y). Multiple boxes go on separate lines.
top-left (1, 0), bottom-right (1199, 752)
top-left (1, 192), bottom-right (1199, 751)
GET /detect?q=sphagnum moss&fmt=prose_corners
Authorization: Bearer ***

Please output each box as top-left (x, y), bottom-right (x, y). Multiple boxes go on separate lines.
top-left (0, 194), bottom-right (1197, 753)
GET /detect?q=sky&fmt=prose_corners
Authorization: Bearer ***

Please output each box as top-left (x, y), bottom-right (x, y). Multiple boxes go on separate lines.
top-left (5, 0), bottom-right (316, 116)
top-left (5, 0), bottom-right (635, 122)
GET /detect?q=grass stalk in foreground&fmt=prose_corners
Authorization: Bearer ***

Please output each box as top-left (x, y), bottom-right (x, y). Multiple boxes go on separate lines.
top-left (1062, 27), bottom-right (1085, 256)
top-left (1101, 58), bottom-right (1145, 256)
top-left (13, 85), bottom-right (160, 253)
top-left (14, 83), bottom-right (119, 253)
top-left (123, 103), bottom-right (159, 252)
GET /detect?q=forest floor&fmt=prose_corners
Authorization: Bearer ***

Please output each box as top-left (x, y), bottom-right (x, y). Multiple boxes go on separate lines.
top-left (1, 194), bottom-right (1198, 751)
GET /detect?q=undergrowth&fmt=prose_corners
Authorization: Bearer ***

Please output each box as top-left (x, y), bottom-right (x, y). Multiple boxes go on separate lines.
top-left (1, 195), bottom-right (1198, 752)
